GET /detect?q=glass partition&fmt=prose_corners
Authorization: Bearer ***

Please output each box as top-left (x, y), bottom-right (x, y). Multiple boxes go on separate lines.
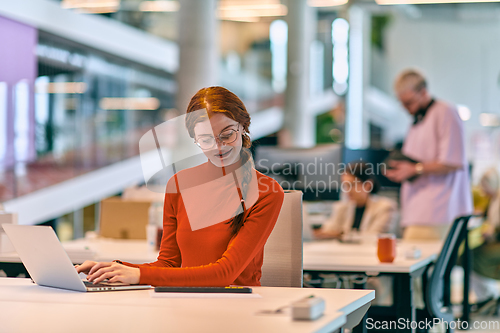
top-left (0, 34), bottom-right (175, 202)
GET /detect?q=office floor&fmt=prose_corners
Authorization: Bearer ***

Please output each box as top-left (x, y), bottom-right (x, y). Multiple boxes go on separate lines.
top-left (451, 268), bottom-right (499, 333)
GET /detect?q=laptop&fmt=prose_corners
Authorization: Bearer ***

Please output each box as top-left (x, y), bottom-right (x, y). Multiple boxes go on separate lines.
top-left (2, 224), bottom-right (151, 292)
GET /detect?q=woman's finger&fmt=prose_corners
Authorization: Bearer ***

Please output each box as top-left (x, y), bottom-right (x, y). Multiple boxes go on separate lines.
top-left (88, 262), bottom-right (112, 276)
top-left (88, 266), bottom-right (114, 281)
top-left (93, 271), bottom-right (116, 284)
top-left (75, 261), bottom-right (96, 274)
top-left (108, 275), bottom-right (123, 283)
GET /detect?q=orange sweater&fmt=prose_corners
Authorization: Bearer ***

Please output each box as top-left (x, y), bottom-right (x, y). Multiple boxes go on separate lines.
top-left (122, 162), bottom-right (284, 287)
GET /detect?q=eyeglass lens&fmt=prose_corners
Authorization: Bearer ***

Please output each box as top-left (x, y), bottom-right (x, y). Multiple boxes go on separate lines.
top-left (197, 127), bottom-right (238, 149)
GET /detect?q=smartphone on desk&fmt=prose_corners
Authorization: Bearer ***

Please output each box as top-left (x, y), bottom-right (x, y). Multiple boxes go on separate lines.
top-left (154, 286), bottom-right (253, 293)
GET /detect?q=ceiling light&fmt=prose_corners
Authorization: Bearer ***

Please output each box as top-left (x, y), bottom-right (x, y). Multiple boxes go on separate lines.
top-left (219, 0), bottom-right (282, 6)
top-left (61, 0), bottom-right (120, 13)
top-left (457, 105), bottom-right (471, 121)
top-left (221, 16), bottom-right (261, 22)
top-left (99, 97), bottom-right (160, 110)
top-left (36, 82), bottom-right (87, 94)
top-left (139, 1), bottom-right (179, 12)
top-left (219, 5), bottom-right (287, 19)
top-left (308, 0), bottom-right (348, 7)
top-left (376, 0), bottom-right (500, 4)
top-left (218, 1), bottom-right (287, 21)
top-left (221, 4), bottom-right (286, 11)
top-left (479, 113), bottom-right (500, 127)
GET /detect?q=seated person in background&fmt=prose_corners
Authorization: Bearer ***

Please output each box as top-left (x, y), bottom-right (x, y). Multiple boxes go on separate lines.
top-left (471, 168), bottom-right (500, 311)
top-left (76, 86), bottom-right (285, 287)
top-left (313, 161), bottom-right (397, 239)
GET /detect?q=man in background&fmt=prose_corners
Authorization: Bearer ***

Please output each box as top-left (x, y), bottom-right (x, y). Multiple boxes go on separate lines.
top-left (386, 69), bottom-right (472, 240)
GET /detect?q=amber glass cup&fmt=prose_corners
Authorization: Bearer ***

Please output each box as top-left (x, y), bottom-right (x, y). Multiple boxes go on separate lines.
top-left (377, 234), bottom-right (396, 263)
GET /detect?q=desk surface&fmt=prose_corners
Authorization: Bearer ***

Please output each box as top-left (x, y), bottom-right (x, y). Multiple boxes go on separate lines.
top-left (0, 238), bottom-right (158, 264)
top-left (1, 238), bottom-right (442, 274)
top-left (0, 278), bottom-right (374, 333)
top-left (303, 240), bottom-right (442, 274)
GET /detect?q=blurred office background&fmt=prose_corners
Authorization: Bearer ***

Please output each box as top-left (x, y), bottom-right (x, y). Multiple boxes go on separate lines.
top-left (0, 0), bottom-right (499, 240)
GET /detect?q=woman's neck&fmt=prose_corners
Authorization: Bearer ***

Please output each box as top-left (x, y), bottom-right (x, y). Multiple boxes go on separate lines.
top-left (207, 157), bottom-right (243, 176)
top-left (354, 195), bottom-right (369, 207)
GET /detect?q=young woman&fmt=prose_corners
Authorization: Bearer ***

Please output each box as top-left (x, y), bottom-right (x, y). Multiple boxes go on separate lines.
top-left (313, 161), bottom-right (397, 239)
top-left (76, 87), bottom-right (284, 286)
top-left (470, 168), bottom-right (500, 311)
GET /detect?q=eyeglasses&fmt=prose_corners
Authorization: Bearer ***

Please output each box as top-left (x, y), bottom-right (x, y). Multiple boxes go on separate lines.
top-left (400, 90), bottom-right (423, 108)
top-left (194, 125), bottom-right (240, 150)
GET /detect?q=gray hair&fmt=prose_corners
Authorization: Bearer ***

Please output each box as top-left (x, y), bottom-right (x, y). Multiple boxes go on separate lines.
top-left (480, 168), bottom-right (500, 196)
top-left (394, 69), bottom-right (427, 94)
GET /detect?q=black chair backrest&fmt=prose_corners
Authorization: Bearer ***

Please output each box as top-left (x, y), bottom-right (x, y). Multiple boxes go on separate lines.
top-left (424, 215), bottom-right (475, 324)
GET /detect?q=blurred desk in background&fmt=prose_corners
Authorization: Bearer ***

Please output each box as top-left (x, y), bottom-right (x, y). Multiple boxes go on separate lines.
top-left (303, 239), bottom-right (442, 333)
top-left (0, 238), bottom-right (159, 277)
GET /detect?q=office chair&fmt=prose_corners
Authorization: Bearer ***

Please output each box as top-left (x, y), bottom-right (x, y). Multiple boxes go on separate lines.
top-left (260, 190), bottom-right (303, 288)
top-left (423, 215), bottom-right (476, 333)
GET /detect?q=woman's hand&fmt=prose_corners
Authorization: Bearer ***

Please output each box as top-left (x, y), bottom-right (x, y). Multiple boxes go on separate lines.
top-left (74, 260), bottom-right (97, 275)
top-left (75, 261), bottom-right (140, 285)
top-left (481, 223), bottom-right (496, 243)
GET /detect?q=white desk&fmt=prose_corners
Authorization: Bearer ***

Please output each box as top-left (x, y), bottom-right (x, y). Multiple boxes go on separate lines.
top-left (0, 277), bottom-right (374, 333)
top-left (303, 240), bottom-right (442, 273)
top-left (303, 239), bottom-right (443, 333)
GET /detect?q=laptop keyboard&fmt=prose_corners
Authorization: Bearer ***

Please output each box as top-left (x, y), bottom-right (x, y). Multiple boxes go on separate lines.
top-left (83, 281), bottom-right (117, 288)
top-left (82, 280), bottom-right (151, 291)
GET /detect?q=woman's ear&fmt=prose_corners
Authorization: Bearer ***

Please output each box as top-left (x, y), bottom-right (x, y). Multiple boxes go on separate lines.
top-left (242, 132), bottom-right (251, 148)
top-left (364, 179), bottom-right (375, 193)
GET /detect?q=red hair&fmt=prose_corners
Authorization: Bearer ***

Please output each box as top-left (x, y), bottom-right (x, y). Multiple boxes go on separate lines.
top-left (184, 86), bottom-right (254, 236)
top-left (185, 86), bottom-right (251, 149)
